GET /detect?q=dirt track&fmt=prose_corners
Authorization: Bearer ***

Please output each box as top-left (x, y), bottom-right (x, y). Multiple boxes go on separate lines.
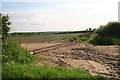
top-left (22, 43), bottom-right (119, 79)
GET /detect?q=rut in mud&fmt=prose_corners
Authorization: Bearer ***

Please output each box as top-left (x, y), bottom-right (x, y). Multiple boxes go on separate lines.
top-left (35, 43), bottom-right (119, 79)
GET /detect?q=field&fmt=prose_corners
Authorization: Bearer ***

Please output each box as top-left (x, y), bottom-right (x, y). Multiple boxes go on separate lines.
top-left (9, 33), bottom-right (119, 79)
top-left (11, 33), bottom-right (80, 43)
top-left (3, 32), bottom-right (119, 79)
top-left (1, 2), bottom-right (120, 79)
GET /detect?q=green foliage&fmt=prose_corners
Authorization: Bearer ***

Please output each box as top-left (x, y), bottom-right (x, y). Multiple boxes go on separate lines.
top-left (66, 36), bottom-right (91, 44)
top-left (0, 14), bottom-right (2, 36)
top-left (1, 14), bottom-right (11, 40)
top-left (2, 64), bottom-right (105, 79)
top-left (89, 22), bottom-right (120, 45)
top-left (2, 39), bottom-right (35, 64)
top-left (76, 37), bottom-right (91, 43)
top-left (95, 22), bottom-right (120, 38)
top-left (86, 28), bottom-right (96, 32)
top-left (112, 38), bottom-right (120, 45)
top-left (89, 36), bottom-right (114, 45)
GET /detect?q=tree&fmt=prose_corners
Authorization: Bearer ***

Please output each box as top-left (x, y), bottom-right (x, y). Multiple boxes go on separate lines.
top-left (86, 28), bottom-right (92, 32)
top-left (93, 28), bottom-right (96, 31)
top-left (88, 28), bottom-right (92, 31)
top-left (0, 13), bottom-right (11, 40)
top-left (0, 14), bottom-right (2, 36)
top-left (95, 22), bottom-right (120, 38)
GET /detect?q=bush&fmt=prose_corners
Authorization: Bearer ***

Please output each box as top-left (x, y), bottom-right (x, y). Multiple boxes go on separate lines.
top-left (2, 39), bottom-right (35, 64)
top-left (95, 22), bottom-right (120, 38)
top-left (66, 36), bottom-right (91, 44)
top-left (112, 38), bottom-right (120, 45)
top-left (89, 36), bottom-right (114, 45)
top-left (89, 22), bottom-right (120, 45)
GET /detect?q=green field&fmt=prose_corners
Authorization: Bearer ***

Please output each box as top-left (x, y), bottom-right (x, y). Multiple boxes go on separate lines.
top-left (10, 33), bottom-right (81, 43)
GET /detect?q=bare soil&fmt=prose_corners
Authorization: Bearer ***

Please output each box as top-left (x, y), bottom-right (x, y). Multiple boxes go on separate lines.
top-left (21, 42), bottom-right (62, 51)
top-left (22, 43), bottom-right (119, 79)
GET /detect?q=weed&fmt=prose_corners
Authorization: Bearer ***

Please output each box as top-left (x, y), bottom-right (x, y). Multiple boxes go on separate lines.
top-left (2, 39), bottom-right (35, 64)
top-left (2, 64), bottom-right (105, 79)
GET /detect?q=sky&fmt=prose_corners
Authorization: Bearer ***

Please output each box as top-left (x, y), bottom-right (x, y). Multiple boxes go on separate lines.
top-left (1, 0), bottom-right (120, 32)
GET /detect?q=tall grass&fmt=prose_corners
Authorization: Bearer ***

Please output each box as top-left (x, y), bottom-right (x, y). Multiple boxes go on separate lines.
top-left (65, 36), bottom-right (91, 44)
top-left (2, 39), bottom-right (35, 64)
top-left (2, 64), bottom-right (105, 79)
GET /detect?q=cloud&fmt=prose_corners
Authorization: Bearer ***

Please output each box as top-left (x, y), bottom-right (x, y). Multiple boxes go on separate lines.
top-left (2, 0), bottom-right (119, 3)
top-left (3, 9), bottom-right (62, 32)
top-left (3, 0), bottom-right (119, 32)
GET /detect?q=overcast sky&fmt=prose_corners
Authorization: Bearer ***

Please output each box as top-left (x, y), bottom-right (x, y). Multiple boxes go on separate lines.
top-left (1, 0), bottom-right (120, 32)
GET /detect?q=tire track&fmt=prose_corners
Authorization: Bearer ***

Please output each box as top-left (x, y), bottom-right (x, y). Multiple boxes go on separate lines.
top-left (30, 43), bottom-right (76, 54)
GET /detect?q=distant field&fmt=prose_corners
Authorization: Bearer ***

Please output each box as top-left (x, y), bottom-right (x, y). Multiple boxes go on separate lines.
top-left (10, 33), bottom-right (81, 43)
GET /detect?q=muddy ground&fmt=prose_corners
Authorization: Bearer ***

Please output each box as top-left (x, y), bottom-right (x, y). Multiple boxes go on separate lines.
top-left (22, 43), bottom-right (119, 79)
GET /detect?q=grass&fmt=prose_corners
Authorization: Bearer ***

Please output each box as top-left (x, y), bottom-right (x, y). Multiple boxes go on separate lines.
top-left (2, 64), bottom-right (105, 79)
top-left (62, 33), bottom-right (120, 46)
top-left (2, 39), bottom-right (35, 64)
top-left (63, 35), bottom-right (92, 44)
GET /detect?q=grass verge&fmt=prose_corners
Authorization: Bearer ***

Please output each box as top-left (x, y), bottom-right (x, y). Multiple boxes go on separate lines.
top-left (2, 64), bottom-right (105, 79)
top-left (2, 39), bottom-right (35, 64)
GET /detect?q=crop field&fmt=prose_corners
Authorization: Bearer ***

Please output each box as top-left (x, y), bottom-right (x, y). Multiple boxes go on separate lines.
top-left (11, 33), bottom-right (81, 43)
